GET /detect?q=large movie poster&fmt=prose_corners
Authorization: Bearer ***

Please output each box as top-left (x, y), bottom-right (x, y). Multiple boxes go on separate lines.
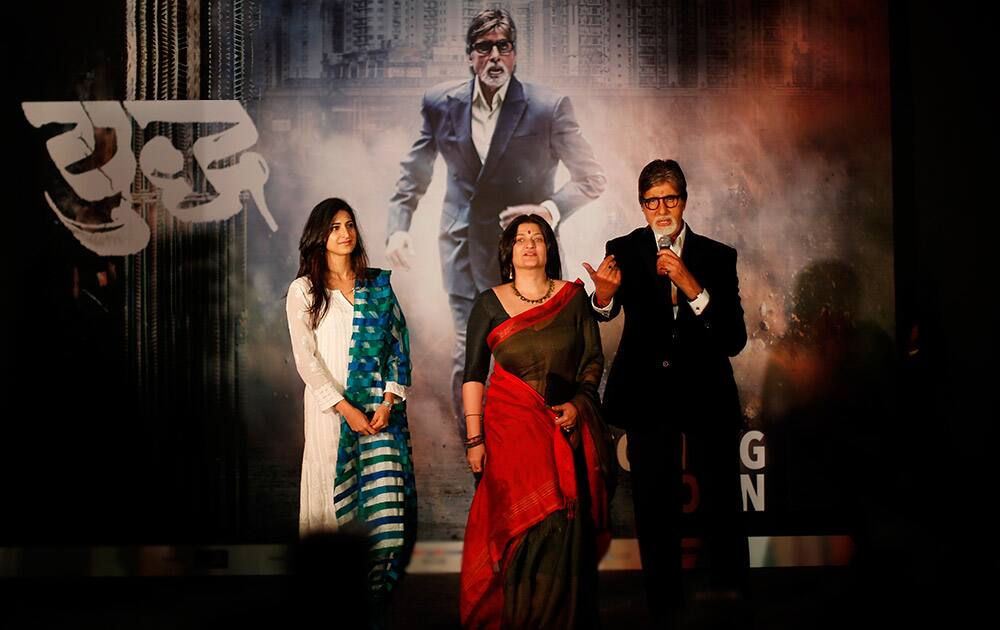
top-left (9, 0), bottom-right (893, 556)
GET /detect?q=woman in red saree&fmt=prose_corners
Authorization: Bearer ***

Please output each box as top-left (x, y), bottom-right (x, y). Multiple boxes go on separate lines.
top-left (460, 215), bottom-right (614, 629)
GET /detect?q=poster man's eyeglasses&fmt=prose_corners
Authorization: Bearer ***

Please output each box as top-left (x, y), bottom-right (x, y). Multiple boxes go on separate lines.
top-left (471, 39), bottom-right (515, 56)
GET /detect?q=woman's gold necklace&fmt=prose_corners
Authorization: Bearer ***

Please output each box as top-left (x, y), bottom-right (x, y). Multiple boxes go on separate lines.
top-left (512, 278), bottom-right (554, 304)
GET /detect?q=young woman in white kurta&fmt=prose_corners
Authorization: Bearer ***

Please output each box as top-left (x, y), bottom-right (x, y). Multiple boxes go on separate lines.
top-left (286, 277), bottom-right (406, 534)
top-left (286, 200), bottom-right (406, 535)
top-left (285, 198), bottom-right (415, 618)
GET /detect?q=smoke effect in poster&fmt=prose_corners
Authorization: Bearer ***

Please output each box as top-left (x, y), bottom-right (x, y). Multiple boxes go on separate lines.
top-left (10, 0), bottom-right (893, 551)
top-left (244, 0), bottom-right (893, 542)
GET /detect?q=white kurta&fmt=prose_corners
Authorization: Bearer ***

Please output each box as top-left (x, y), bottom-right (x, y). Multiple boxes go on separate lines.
top-left (285, 276), bottom-right (405, 535)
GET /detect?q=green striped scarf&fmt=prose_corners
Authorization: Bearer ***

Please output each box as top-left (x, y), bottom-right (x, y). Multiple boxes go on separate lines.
top-left (332, 269), bottom-right (416, 601)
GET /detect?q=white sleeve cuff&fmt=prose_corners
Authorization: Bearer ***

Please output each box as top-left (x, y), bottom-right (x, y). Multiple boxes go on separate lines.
top-left (385, 381), bottom-right (407, 402)
top-left (591, 292), bottom-right (614, 316)
top-left (688, 289), bottom-right (710, 316)
top-left (541, 200), bottom-right (561, 229)
top-left (313, 382), bottom-right (345, 411)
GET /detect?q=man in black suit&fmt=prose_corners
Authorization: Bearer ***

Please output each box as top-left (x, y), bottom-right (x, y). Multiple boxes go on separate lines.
top-left (386, 8), bottom-right (605, 430)
top-left (584, 159), bottom-right (748, 617)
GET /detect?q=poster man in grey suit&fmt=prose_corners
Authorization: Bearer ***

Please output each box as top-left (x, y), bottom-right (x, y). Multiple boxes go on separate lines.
top-left (387, 8), bottom-right (605, 430)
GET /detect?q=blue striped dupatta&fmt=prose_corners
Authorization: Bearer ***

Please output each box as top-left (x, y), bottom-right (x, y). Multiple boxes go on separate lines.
top-left (332, 268), bottom-right (417, 603)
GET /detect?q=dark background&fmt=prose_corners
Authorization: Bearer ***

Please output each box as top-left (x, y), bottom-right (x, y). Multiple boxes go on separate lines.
top-left (2, 4), bottom-right (992, 603)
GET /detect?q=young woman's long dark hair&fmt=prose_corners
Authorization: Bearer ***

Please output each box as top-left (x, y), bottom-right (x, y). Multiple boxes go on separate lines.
top-left (497, 214), bottom-right (562, 282)
top-left (296, 198), bottom-right (370, 329)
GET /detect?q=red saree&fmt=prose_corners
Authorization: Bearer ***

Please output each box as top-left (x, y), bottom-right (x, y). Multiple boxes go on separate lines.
top-left (460, 282), bottom-right (611, 629)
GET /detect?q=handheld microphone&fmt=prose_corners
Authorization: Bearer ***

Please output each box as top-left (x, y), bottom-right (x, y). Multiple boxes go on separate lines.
top-left (657, 234), bottom-right (676, 296)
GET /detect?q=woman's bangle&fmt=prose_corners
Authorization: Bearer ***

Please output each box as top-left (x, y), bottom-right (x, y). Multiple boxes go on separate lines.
top-left (464, 435), bottom-right (485, 449)
top-left (464, 412), bottom-right (482, 417)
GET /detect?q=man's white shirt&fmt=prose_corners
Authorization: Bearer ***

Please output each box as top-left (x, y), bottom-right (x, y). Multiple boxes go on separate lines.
top-left (471, 78), bottom-right (561, 228)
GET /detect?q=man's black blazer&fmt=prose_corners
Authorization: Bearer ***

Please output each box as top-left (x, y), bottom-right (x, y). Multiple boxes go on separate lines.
top-left (597, 225), bottom-right (747, 433)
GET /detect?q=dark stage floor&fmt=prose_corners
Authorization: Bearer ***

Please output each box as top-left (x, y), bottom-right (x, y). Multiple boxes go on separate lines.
top-left (2, 565), bottom-right (966, 629)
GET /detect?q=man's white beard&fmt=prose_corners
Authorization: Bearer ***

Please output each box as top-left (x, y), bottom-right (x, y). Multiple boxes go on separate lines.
top-left (479, 65), bottom-right (510, 90)
top-left (652, 219), bottom-right (678, 239)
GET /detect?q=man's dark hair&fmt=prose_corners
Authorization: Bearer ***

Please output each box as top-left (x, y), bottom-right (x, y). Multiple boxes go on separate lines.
top-left (638, 159), bottom-right (688, 201)
top-left (466, 8), bottom-right (517, 54)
